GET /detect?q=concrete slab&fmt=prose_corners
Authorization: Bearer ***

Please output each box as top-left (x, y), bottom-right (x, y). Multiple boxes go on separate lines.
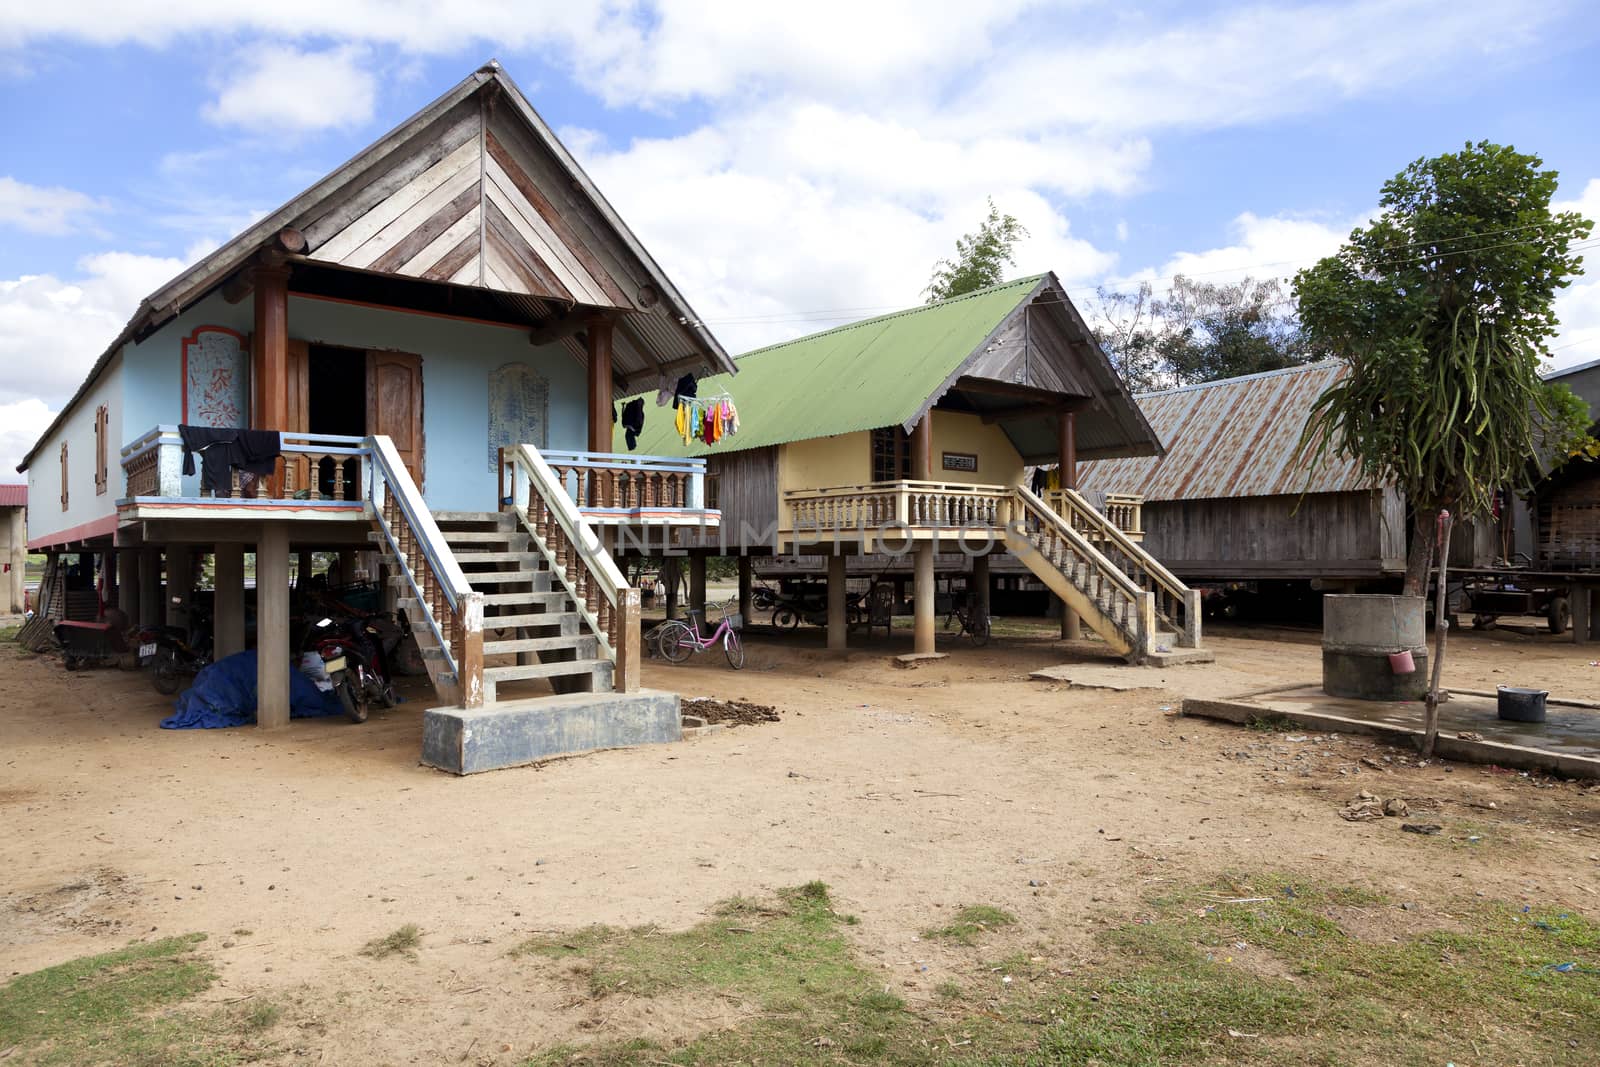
top-left (894, 652), bottom-right (950, 667)
top-left (1030, 663), bottom-right (1276, 699)
top-left (1182, 684), bottom-right (1600, 780)
top-left (422, 689), bottom-right (681, 775)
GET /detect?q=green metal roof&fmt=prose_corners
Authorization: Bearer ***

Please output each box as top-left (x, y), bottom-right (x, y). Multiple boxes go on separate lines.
top-left (618, 274), bottom-right (1048, 457)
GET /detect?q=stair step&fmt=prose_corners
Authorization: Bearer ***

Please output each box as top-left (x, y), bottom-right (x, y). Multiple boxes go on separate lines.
top-left (481, 611), bottom-right (579, 629)
top-left (483, 658), bottom-right (610, 683)
top-left (432, 511), bottom-right (509, 525)
top-left (443, 531), bottom-right (526, 544)
top-left (482, 590), bottom-right (567, 606)
top-left (462, 570), bottom-right (546, 585)
top-left (452, 551), bottom-right (528, 563)
top-left (483, 635), bottom-right (594, 655)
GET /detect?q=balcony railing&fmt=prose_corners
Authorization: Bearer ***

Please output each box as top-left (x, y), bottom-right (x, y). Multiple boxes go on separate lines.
top-left (498, 448), bottom-right (716, 525)
top-left (783, 480), bottom-right (1012, 538)
top-left (1046, 489), bottom-right (1144, 543)
top-left (120, 425), bottom-right (368, 504)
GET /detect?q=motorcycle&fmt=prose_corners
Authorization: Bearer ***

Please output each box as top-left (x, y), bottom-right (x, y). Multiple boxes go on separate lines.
top-left (301, 610), bottom-right (407, 723)
top-left (139, 599), bottom-right (213, 695)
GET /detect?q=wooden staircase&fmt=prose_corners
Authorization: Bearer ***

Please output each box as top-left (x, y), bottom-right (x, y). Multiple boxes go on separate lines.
top-left (1006, 485), bottom-right (1209, 665)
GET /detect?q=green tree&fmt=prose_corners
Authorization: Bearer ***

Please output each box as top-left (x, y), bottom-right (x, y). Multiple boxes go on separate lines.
top-left (1294, 141), bottom-right (1594, 595)
top-left (925, 199), bottom-right (1029, 302)
top-left (1088, 275), bottom-right (1317, 392)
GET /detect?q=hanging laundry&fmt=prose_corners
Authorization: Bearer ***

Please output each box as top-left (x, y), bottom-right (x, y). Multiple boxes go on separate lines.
top-left (621, 398), bottom-right (646, 451)
top-left (655, 373), bottom-right (675, 408)
top-left (673, 373), bottom-right (698, 410)
top-left (675, 403), bottom-right (690, 444)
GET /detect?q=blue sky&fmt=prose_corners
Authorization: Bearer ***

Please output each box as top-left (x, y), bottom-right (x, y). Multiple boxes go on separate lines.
top-left (3, 1), bottom-right (1599, 476)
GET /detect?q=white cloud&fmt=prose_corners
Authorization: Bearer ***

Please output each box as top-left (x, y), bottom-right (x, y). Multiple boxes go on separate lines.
top-left (1114, 210), bottom-right (1361, 291)
top-left (0, 176), bottom-right (107, 235)
top-left (203, 44), bottom-right (376, 132)
top-left (0, 251), bottom-right (184, 413)
top-left (0, 398), bottom-right (57, 480)
top-left (1550, 177), bottom-right (1600, 370)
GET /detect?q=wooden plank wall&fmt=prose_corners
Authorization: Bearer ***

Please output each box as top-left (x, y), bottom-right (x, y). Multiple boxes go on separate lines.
top-left (1138, 490), bottom-right (1397, 579)
top-left (1538, 475), bottom-right (1600, 568)
top-left (301, 97), bottom-right (633, 308)
top-left (709, 447), bottom-right (779, 550)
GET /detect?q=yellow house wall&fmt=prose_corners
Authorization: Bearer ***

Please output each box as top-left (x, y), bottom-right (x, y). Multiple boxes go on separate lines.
top-left (775, 411), bottom-right (1025, 494)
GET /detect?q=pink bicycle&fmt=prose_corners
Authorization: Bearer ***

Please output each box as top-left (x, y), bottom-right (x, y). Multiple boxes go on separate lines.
top-left (655, 602), bottom-right (745, 669)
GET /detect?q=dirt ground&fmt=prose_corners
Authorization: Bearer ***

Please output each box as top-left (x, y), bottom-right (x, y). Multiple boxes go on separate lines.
top-left (2, 621), bottom-right (1599, 1064)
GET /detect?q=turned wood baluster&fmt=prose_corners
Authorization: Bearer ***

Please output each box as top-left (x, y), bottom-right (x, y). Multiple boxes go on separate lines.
top-left (585, 581), bottom-right (600, 619)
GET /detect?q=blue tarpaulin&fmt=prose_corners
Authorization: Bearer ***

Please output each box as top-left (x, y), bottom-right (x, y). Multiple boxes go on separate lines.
top-left (161, 650), bottom-right (343, 729)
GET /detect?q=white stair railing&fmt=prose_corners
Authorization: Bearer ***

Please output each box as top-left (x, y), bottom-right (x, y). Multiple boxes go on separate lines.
top-left (505, 443), bottom-right (641, 692)
top-left (366, 435), bottom-right (485, 706)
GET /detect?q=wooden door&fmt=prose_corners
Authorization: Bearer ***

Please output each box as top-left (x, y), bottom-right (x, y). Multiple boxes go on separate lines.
top-left (285, 340), bottom-right (310, 494)
top-left (367, 350), bottom-right (424, 490)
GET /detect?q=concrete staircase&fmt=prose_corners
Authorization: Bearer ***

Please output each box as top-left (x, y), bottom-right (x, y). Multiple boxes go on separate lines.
top-left (1006, 486), bottom-right (1212, 666)
top-left (400, 512), bottom-right (613, 703)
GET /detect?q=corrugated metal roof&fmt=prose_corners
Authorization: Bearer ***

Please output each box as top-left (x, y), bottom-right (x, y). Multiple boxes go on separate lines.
top-left (1077, 361), bottom-right (1373, 501)
top-left (0, 484), bottom-right (26, 507)
top-left (621, 275), bottom-right (1050, 456)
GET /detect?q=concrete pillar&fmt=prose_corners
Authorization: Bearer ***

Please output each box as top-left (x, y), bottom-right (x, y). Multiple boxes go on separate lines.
top-left (337, 550), bottom-right (358, 587)
top-left (118, 551), bottom-right (141, 628)
top-left (1572, 585), bottom-right (1592, 646)
top-left (827, 552), bottom-right (848, 651)
top-left (165, 547), bottom-right (192, 627)
top-left (974, 550), bottom-right (990, 625)
top-left (1060, 596), bottom-right (1082, 640)
top-left (737, 556), bottom-right (753, 624)
top-left (256, 523), bottom-right (291, 729)
top-left (689, 555), bottom-right (707, 615)
top-left (663, 557), bottom-right (680, 620)
top-left (911, 413), bottom-right (933, 481)
top-left (138, 547), bottom-right (161, 627)
top-left (913, 542), bottom-right (935, 654)
top-left (214, 542), bottom-right (245, 659)
top-left (5, 508), bottom-right (23, 614)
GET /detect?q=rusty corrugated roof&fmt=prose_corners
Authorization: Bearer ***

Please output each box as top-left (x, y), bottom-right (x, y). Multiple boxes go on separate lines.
top-left (1077, 361), bottom-right (1372, 501)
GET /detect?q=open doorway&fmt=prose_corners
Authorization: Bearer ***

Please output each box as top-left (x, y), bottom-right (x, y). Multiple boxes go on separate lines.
top-left (306, 344), bottom-right (366, 498)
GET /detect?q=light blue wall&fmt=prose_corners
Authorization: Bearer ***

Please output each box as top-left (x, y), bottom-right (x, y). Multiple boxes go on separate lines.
top-left (117, 291), bottom-right (586, 512)
top-left (286, 296), bottom-right (585, 512)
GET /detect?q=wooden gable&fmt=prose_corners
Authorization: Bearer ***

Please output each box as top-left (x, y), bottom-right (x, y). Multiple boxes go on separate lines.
top-left (297, 94), bottom-right (632, 309)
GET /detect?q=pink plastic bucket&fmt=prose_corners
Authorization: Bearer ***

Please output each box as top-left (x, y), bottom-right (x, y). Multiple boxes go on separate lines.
top-left (1388, 649), bottom-right (1416, 674)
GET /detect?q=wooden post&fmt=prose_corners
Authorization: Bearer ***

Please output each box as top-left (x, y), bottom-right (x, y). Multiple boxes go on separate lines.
top-left (913, 542), bottom-right (935, 654)
top-left (214, 543), bottom-right (246, 659)
top-left (974, 550), bottom-right (990, 627)
top-left (251, 263), bottom-right (290, 495)
top-left (100, 550), bottom-right (117, 616)
top-left (663, 557), bottom-right (680, 620)
top-left (689, 554), bottom-right (707, 615)
top-left (1058, 409), bottom-right (1081, 639)
top-left (296, 550), bottom-right (314, 588)
top-left (165, 547), bottom-right (192, 626)
top-left (118, 551), bottom-right (141, 629)
top-left (616, 587), bottom-right (641, 692)
top-left (587, 315), bottom-right (614, 454)
top-left (138, 547), bottom-right (161, 627)
top-left (1571, 584), bottom-right (1591, 647)
top-left (458, 591), bottom-right (485, 708)
top-left (737, 556), bottom-right (753, 624)
top-left (337, 550), bottom-right (357, 587)
top-left (256, 523), bottom-right (291, 729)
top-left (1421, 511), bottom-right (1454, 758)
top-left (827, 552), bottom-right (847, 652)
top-left (911, 413), bottom-right (933, 481)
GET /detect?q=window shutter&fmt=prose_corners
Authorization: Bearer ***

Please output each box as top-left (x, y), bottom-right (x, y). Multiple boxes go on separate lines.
top-left (60, 442), bottom-right (69, 511)
top-left (94, 405), bottom-right (109, 495)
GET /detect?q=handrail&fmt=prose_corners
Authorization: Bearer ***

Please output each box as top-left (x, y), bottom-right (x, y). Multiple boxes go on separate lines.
top-left (369, 437), bottom-right (472, 612)
top-left (785, 479), bottom-right (1011, 498)
top-left (1013, 484), bottom-right (1146, 605)
top-left (507, 443), bottom-right (641, 691)
top-left (1054, 488), bottom-right (1184, 601)
top-left (540, 449), bottom-right (709, 475)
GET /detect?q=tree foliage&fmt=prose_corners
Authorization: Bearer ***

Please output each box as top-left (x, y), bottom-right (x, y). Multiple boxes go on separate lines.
top-left (1088, 275), bottom-right (1318, 392)
top-left (925, 199), bottom-right (1029, 302)
top-left (1293, 141), bottom-right (1594, 592)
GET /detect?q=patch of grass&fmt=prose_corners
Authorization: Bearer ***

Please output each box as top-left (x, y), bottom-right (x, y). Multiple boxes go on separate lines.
top-left (1245, 712), bottom-right (1302, 732)
top-left (518, 874), bottom-right (1600, 1067)
top-left (360, 923), bottom-right (422, 961)
top-left (921, 904), bottom-right (1018, 945)
top-left (0, 932), bottom-right (279, 1066)
top-left (0, 624), bottom-right (20, 642)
